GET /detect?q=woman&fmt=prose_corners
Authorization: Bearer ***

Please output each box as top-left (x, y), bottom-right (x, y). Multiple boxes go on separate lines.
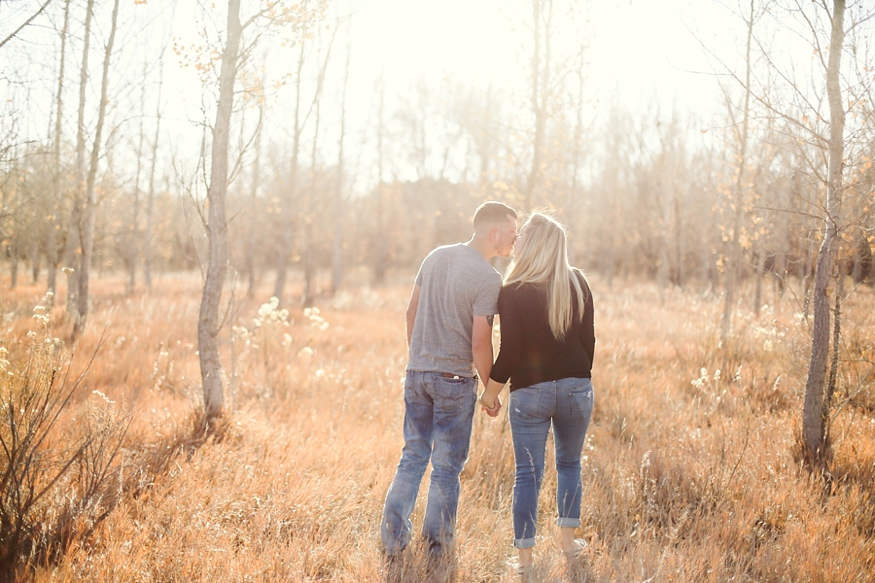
top-left (479, 212), bottom-right (595, 579)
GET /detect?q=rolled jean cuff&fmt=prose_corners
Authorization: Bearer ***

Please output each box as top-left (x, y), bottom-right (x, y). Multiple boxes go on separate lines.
top-left (557, 517), bottom-right (580, 528)
top-left (513, 537), bottom-right (536, 549)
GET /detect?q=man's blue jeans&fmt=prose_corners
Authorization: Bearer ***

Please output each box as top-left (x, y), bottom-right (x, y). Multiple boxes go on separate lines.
top-left (381, 370), bottom-right (477, 556)
top-left (509, 377), bottom-right (594, 549)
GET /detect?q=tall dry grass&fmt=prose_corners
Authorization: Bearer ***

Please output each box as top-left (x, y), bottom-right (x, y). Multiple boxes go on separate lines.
top-left (0, 272), bottom-right (873, 582)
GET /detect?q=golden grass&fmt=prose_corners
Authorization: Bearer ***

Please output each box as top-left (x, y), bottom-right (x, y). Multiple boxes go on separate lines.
top-left (1, 272), bottom-right (873, 582)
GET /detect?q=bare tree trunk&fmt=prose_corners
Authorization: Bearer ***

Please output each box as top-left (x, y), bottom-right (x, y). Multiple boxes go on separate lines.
top-left (754, 225), bottom-right (766, 315)
top-left (47, 0), bottom-right (71, 299)
top-left (30, 244), bottom-right (40, 283)
top-left (332, 40), bottom-right (351, 295)
top-left (721, 0), bottom-right (755, 345)
top-left (73, 0), bottom-right (120, 340)
top-left (273, 40), bottom-right (306, 302)
top-left (144, 56), bottom-right (164, 290)
top-left (246, 85), bottom-right (264, 299)
top-left (373, 74), bottom-right (388, 286)
top-left (303, 100), bottom-right (320, 307)
top-left (303, 27), bottom-right (336, 306)
top-left (64, 0), bottom-right (95, 324)
top-left (199, 0), bottom-right (242, 422)
top-left (657, 243), bottom-right (669, 305)
top-left (851, 233), bottom-right (863, 283)
top-left (525, 0), bottom-right (553, 208)
top-left (127, 60), bottom-right (149, 295)
top-left (9, 234), bottom-right (18, 289)
top-left (774, 194), bottom-right (788, 301)
top-left (802, 0), bottom-right (845, 467)
top-left (567, 41), bottom-right (585, 266)
top-left (676, 194), bottom-right (687, 290)
top-left (605, 191), bottom-right (616, 289)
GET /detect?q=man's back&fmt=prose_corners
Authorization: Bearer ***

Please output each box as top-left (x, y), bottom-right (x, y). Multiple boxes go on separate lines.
top-left (407, 243), bottom-right (502, 378)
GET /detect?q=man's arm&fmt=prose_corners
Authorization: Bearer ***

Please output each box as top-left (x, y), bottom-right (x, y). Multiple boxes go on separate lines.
top-left (406, 284), bottom-right (422, 348)
top-left (472, 314), bottom-right (494, 385)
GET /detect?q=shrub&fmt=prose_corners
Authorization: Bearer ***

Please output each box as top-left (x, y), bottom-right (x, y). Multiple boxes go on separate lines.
top-left (0, 299), bottom-right (129, 581)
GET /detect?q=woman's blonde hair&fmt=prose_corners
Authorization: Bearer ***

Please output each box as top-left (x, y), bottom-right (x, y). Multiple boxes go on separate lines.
top-left (504, 212), bottom-right (588, 340)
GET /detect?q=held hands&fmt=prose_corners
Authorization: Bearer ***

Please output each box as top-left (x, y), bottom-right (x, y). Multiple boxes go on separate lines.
top-left (479, 392), bottom-right (502, 417)
top-left (479, 378), bottom-right (506, 418)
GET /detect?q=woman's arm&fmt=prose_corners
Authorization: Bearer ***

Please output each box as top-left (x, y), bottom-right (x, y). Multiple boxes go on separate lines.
top-left (480, 287), bottom-right (520, 417)
top-left (578, 276), bottom-right (595, 367)
top-left (489, 287), bottom-right (521, 385)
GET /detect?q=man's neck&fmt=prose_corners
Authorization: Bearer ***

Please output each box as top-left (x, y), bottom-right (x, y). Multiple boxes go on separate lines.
top-left (466, 236), bottom-right (495, 261)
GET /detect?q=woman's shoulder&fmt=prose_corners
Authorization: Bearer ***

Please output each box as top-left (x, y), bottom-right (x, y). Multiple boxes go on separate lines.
top-left (502, 283), bottom-right (550, 314)
top-left (571, 267), bottom-right (590, 285)
top-left (499, 281), bottom-right (524, 297)
top-left (501, 279), bottom-right (544, 293)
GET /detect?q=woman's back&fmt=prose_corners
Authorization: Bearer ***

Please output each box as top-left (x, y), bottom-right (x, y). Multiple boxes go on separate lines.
top-left (490, 272), bottom-right (594, 391)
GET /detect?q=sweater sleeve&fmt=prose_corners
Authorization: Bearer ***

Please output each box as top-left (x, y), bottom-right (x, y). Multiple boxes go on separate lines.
top-left (578, 275), bottom-right (595, 369)
top-left (489, 287), bottom-right (521, 384)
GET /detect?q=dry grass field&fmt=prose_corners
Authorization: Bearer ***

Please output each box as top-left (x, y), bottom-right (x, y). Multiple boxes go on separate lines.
top-left (2, 271), bottom-right (874, 582)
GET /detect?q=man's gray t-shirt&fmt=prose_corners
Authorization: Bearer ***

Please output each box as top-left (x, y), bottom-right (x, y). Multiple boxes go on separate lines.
top-left (407, 243), bottom-right (502, 377)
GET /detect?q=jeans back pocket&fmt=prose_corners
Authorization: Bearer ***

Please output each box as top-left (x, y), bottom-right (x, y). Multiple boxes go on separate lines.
top-left (568, 386), bottom-right (594, 420)
top-left (432, 376), bottom-right (474, 412)
top-left (510, 388), bottom-right (542, 419)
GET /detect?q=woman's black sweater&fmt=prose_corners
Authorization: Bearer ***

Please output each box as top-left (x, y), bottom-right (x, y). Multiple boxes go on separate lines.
top-left (489, 272), bottom-right (594, 392)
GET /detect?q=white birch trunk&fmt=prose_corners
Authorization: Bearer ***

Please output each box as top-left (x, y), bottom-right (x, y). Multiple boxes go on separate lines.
top-left (199, 0), bottom-right (243, 421)
top-left (802, 0), bottom-right (845, 465)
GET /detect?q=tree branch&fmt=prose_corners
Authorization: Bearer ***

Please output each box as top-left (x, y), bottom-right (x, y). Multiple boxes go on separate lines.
top-left (0, 0), bottom-right (54, 50)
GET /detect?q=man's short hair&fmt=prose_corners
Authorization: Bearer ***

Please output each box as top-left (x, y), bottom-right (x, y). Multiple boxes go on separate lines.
top-left (472, 201), bottom-right (517, 231)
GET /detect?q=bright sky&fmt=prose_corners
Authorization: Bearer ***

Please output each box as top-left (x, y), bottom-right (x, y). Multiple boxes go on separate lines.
top-left (159, 0), bottom-right (730, 142)
top-left (0, 0), bottom-right (757, 186)
top-left (342, 0), bottom-right (724, 117)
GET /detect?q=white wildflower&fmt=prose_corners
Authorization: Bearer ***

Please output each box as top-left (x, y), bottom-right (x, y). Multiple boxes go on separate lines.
top-left (92, 390), bottom-right (115, 405)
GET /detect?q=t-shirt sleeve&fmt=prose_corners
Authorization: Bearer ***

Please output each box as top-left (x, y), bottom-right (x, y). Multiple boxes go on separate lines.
top-left (490, 287), bottom-right (521, 384)
top-left (472, 270), bottom-right (501, 316)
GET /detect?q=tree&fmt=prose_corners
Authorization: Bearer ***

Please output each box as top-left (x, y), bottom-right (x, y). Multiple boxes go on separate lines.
top-left (720, 0), bottom-right (874, 464)
top-left (63, 0), bottom-right (96, 326)
top-left (273, 37), bottom-right (307, 302)
top-left (199, 0), bottom-right (244, 422)
top-left (331, 33), bottom-right (352, 294)
top-left (73, 0), bottom-right (121, 340)
top-left (46, 0), bottom-right (72, 298)
top-left (199, 0), bottom-right (326, 423)
top-left (144, 54), bottom-right (165, 290)
top-left (525, 0), bottom-right (554, 208)
top-left (719, 0), bottom-right (757, 344)
top-left (802, 0), bottom-right (846, 466)
top-left (302, 22), bottom-right (337, 306)
top-left (244, 64), bottom-right (265, 299)
top-left (0, 0), bottom-right (55, 51)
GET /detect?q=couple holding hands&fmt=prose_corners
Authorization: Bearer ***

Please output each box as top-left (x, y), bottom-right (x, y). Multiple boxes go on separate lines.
top-left (381, 202), bottom-right (595, 581)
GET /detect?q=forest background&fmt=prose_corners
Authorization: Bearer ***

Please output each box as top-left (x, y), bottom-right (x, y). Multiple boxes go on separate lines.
top-left (1, 0), bottom-right (875, 581)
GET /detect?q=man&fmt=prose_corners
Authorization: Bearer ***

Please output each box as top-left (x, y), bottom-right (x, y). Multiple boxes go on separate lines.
top-left (381, 201), bottom-right (518, 563)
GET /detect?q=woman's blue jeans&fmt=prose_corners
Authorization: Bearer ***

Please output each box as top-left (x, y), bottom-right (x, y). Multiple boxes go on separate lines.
top-left (509, 377), bottom-right (594, 549)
